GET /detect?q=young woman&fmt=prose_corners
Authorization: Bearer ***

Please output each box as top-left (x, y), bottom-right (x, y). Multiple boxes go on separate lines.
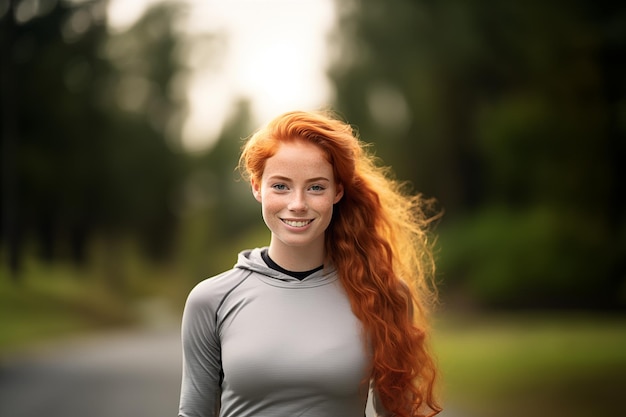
top-left (178, 110), bottom-right (441, 417)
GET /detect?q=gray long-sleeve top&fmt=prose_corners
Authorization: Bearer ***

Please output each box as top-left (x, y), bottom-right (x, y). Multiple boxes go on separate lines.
top-left (178, 248), bottom-right (382, 417)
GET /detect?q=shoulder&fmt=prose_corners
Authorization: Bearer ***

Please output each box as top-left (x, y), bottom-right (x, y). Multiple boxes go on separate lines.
top-left (184, 268), bottom-right (251, 314)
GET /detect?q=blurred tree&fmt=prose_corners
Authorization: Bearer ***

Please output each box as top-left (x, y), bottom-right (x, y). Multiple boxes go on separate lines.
top-left (329, 0), bottom-right (626, 309)
top-left (0, 0), bottom-right (189, 279)
top-left (1, 0), bottom-right (113, 273)
top-left (199, 99), bottom-right (257, 239)
top-left (175, 99), bottom-right (258, 275)
top-left (97, 2), bottom-right (189, 261)
top-left (1, 0), bottom-right (20, 279)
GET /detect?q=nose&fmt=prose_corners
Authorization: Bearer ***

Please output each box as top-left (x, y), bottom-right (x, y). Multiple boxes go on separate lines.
top-left (288, 191), bottom-right (308, 212)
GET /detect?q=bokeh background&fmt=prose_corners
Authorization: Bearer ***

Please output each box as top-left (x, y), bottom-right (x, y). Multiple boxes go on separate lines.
top-left (1, 1), bottom-right (625, 417)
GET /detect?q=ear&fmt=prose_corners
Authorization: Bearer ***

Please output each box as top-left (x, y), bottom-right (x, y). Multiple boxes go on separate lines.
top-left (333, 183), bottom-right (344, 204)
top-left (251, 178), bottom-right (262, 203)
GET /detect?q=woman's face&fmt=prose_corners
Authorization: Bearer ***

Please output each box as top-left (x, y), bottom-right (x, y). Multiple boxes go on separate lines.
top-left (252, 139), bottom-right (344, 257)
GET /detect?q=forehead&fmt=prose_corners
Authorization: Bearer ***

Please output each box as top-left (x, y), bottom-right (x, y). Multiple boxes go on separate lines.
top-left (262, 140), bottom-right (334, 180)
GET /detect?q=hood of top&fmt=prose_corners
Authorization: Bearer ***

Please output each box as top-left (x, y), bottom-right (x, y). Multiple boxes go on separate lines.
top-left (234, 247), bottom-right (338, 287)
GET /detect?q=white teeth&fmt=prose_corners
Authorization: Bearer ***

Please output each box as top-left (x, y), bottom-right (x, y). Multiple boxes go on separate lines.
top-left (283, 219), bottom-right (311, 227)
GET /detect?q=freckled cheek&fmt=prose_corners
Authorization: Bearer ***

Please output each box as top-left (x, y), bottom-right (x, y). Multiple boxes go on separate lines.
top-left (260, 194), bottom-right (287, 214)
top-left (311, 198), bottom-right (336, 218)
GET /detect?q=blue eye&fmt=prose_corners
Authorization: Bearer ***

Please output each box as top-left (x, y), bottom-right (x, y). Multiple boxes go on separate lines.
top-left (272, 184), bottom-right (288, 191)
top-left (310, 185), bottom-right (325, 192)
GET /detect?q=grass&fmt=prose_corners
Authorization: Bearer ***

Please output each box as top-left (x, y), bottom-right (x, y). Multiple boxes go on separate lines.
top-left (0, 231), bottom-right (259, 356)
top-left (0, 261), bottom-right (137, 355)
top-left (432, 312), bottom-right (626, 417)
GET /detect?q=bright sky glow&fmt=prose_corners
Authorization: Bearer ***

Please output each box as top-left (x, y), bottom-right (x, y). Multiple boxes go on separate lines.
top-left (108, 0), bottom-right (336, 151)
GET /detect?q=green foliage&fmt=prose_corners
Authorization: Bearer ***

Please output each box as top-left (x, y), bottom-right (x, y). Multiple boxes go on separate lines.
top-left (3, 0), bottom-right (625, 313)
top-left (1, 0), bottom-right (188, 273)
top-left (433, 313), bottom-right (626, 417)
top-left (330, 0), bottom-right (626, 309)
top-left (1, 2), bottom-right (265, 339)
top-left (171, 100), bottom-right (264, 281)
top-left (438, 206), bottom-right (621, 308)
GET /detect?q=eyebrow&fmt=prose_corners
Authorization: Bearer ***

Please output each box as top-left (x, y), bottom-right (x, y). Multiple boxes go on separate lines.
top-left (267, 175), bottom-right (331, 183)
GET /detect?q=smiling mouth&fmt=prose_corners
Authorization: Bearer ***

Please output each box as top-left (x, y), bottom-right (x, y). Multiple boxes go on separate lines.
top-left (282, 219), bottom-right (313, 228)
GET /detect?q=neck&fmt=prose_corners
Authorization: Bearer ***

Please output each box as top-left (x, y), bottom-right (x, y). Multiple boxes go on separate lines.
top-left (267, 241), bottom-right (325, 272)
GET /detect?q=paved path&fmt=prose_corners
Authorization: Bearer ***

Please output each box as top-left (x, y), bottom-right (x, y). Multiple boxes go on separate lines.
top-left (0, 325), bottom-right (462, 417)
top-left (0, 327), bottom-right (182, 417)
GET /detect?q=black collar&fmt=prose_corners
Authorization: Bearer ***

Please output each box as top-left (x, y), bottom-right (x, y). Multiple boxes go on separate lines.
top-left (261, 249), bottom-right (323, 280)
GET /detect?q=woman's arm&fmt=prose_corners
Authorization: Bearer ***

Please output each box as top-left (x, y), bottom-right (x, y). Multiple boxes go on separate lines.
top-left (178, 286), bottom-right (222, 417)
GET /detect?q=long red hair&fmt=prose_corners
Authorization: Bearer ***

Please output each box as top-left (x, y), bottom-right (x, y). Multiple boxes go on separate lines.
top-left (239, 110), bottom-right (441, 417)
